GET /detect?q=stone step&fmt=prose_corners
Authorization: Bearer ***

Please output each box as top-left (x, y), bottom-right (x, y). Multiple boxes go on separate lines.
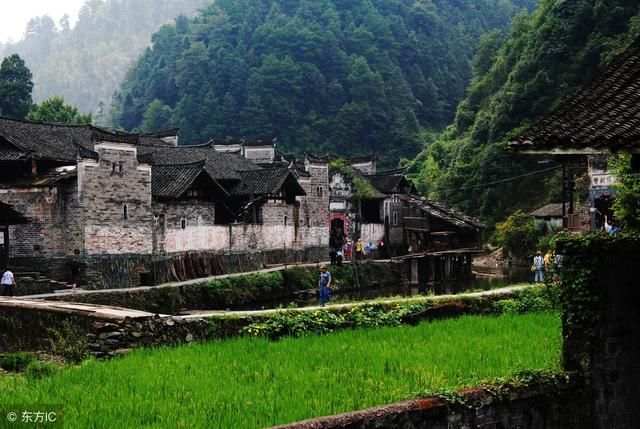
top-left (14, 271), bottom-right (42, 279)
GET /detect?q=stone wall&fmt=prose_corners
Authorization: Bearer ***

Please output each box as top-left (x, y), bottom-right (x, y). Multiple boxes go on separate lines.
top-left (1, 186), bottom-right (68, 257)
top-left (273, 384), bottom-right (590, 429)
top-left (87, 316), bottom-right (212, 359)
top-left (302, 160), bottom-right (330, 229)
top-left (0, 306), bottom-right (210, 359)
top-left (558, 236), bottom-right (640, 429)
top-left (78, 143), bottom-right (152, 255)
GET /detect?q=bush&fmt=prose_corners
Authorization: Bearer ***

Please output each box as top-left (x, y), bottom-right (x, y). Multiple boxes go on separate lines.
top-left (0, 352), bottom-right (35, 372)
top-left (47, 320), bottom-right (88, 363)
top-left (494, 299), bottom-right (521, 314)
top-left (281, 267), bottom-right (316, 291)
top-left (205, 271), bottom-right (285, 307)
top-left (493, 210), bottom-right (546, 260)
top-left (25, 361), bottom-right (58, 379)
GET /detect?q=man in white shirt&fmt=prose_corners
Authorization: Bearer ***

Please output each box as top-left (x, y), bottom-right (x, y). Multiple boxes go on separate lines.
top-left (1, 269), bottom-right (15, 297)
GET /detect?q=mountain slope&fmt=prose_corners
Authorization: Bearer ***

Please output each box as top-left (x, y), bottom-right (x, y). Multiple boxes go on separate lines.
top-left (110, 0), bottom-right (535, 168)
top-left (410, 0), bottom-right (640, 225)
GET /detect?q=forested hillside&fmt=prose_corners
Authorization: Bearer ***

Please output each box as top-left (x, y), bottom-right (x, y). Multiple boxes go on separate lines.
top-left (410, 0), bottom-right (640, 225)
top-left (0, 0), bottom-right (208, 119)
top-left (111, 0), bottom-right (535, 167)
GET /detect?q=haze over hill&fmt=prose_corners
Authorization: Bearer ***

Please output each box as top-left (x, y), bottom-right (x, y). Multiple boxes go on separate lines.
top-left (0, 0), bottom-right (209, 120)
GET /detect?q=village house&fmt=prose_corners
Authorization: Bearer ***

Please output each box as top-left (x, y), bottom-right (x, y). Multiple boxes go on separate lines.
top-left (0, 116), bottom-right (485, 288)
top-left (0, 117), bottom-right (324, 287)
top-left (509, 37), bottom-right (640, 231)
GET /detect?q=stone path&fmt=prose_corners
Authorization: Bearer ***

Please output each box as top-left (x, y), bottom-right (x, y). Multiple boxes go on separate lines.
top-left (20, 260), bottom-right (343, 300)
top-left (0, 297), bottom-right (156, 321)
top-left (177, 284), bottom-right (533, 320)
top-left (0, 283), bottom-right (533, 322)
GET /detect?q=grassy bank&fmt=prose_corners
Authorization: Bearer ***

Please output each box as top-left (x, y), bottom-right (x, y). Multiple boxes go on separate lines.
top-left (0, 312), bottom-right (561, 428)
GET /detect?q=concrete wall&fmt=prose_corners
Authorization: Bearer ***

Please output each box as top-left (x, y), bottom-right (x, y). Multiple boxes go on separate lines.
top-left (79, 143), bottom-right (152, 255)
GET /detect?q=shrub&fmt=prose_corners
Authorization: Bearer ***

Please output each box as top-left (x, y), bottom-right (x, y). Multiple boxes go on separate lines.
top-left (47, 320), bottom-right (88, 364)
top-left (281, 267), bottom-right (315, 291)
top-left (493, 210), bottom-right (546, 260)
top-left (25, 361), bottom-right (58, 379)
top-left (205, 271), bottom-right (285, 307)
top-left (0, 352), bottom-right (35, 372)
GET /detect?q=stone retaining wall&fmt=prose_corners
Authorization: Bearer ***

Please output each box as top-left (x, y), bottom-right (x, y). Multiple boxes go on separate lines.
top-left (88, 316), bottom-right (211, 359)
top-left (10, 247), bottom-right (327, 292)
top-left (0, 306), bottom-right (211, 359)
top-left (272, 383), bottom-right (591, 429)
top-left (45, 262), bottom-right (405, 313)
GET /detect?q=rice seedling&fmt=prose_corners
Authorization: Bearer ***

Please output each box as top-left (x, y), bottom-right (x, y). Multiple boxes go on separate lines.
top-left (0, 312), bottom-right (561, 428)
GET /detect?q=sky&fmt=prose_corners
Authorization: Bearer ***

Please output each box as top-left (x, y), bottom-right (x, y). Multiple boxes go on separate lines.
top-left (0, 0), bottom-right (86, 44)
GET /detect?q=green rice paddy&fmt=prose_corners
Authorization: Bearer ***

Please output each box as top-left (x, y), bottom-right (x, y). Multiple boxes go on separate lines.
top-left (0, 312), bottom-right (561, 428)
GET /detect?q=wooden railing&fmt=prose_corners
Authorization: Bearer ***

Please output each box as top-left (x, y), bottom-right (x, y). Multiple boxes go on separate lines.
top-left (404, 217), bottom-right (430, 231)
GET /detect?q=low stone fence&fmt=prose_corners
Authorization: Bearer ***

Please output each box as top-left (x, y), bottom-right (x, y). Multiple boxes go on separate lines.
top-left (272, 380), bottom-right (591, 429)
top-left (45, 262), bottom-right (406, 314)
top-left (0, 303), bottom-right (210, 359)
top-left (88, 316), bottom-right (211, 359)
top-left (10, 247), bottom-right (326, 292)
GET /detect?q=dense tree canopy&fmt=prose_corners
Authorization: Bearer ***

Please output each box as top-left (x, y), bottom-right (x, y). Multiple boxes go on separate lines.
top-left (28, 96), bottom-right (92, 124)
top-left (111, 0), bottom-right (535, 168)
top-left (410, 0), bottom-right (640, 226)
top-left (0, 54), bottom-right (34, 119)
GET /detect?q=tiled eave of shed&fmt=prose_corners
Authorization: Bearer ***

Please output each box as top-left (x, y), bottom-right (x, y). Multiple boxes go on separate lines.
top-left (509, 37), bottom-right (640, 155)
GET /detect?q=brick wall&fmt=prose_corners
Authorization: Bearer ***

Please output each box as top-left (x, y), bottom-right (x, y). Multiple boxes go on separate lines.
top-left (1, 186), bottom-right (69, 256)
top-left (79, 143), bottom-right (152, 254)
top-left (302, 160), bottom-right (330, 231)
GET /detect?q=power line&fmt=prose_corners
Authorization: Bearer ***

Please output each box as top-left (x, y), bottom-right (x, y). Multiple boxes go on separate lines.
top-left (440, 165), bottom-right (562, 193)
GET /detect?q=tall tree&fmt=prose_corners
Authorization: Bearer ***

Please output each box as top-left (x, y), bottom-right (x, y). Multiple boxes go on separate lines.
top-left (0, 54), bottom-right (34, 119)
top-left (28, 96), bottom-right (92, 124)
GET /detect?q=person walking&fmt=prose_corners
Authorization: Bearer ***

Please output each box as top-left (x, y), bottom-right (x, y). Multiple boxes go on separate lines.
top-left (1, 269), bottom-right (16, 297)
top-left (544, 249), bottom-right (553, 270)
top-left (355, 238), bottom-right (365, 263)
top-left (533, 251), bottom-right (545, 283)
top-left (318, 264), bottom-right (331, 307)
top-left (345, 239), bottom-right (353, 262)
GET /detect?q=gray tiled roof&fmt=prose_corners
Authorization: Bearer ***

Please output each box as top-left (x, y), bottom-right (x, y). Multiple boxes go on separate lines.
top-left (531, 203), bottom-right (564, 218)
top-left (398, 194), bottom-right (485, 231)
top-left (138, 143), bottom-right (262, 181)
top-left (228, 168), bottom-right (305, 197)
top-left (510, 38), bottom-right (640, 153)
top-left (0, 117), bottom-right (169, 162)
top-left (365, 168), bottom-right (412, 194)
top-left (152, 161), bottom-right (210, 198)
